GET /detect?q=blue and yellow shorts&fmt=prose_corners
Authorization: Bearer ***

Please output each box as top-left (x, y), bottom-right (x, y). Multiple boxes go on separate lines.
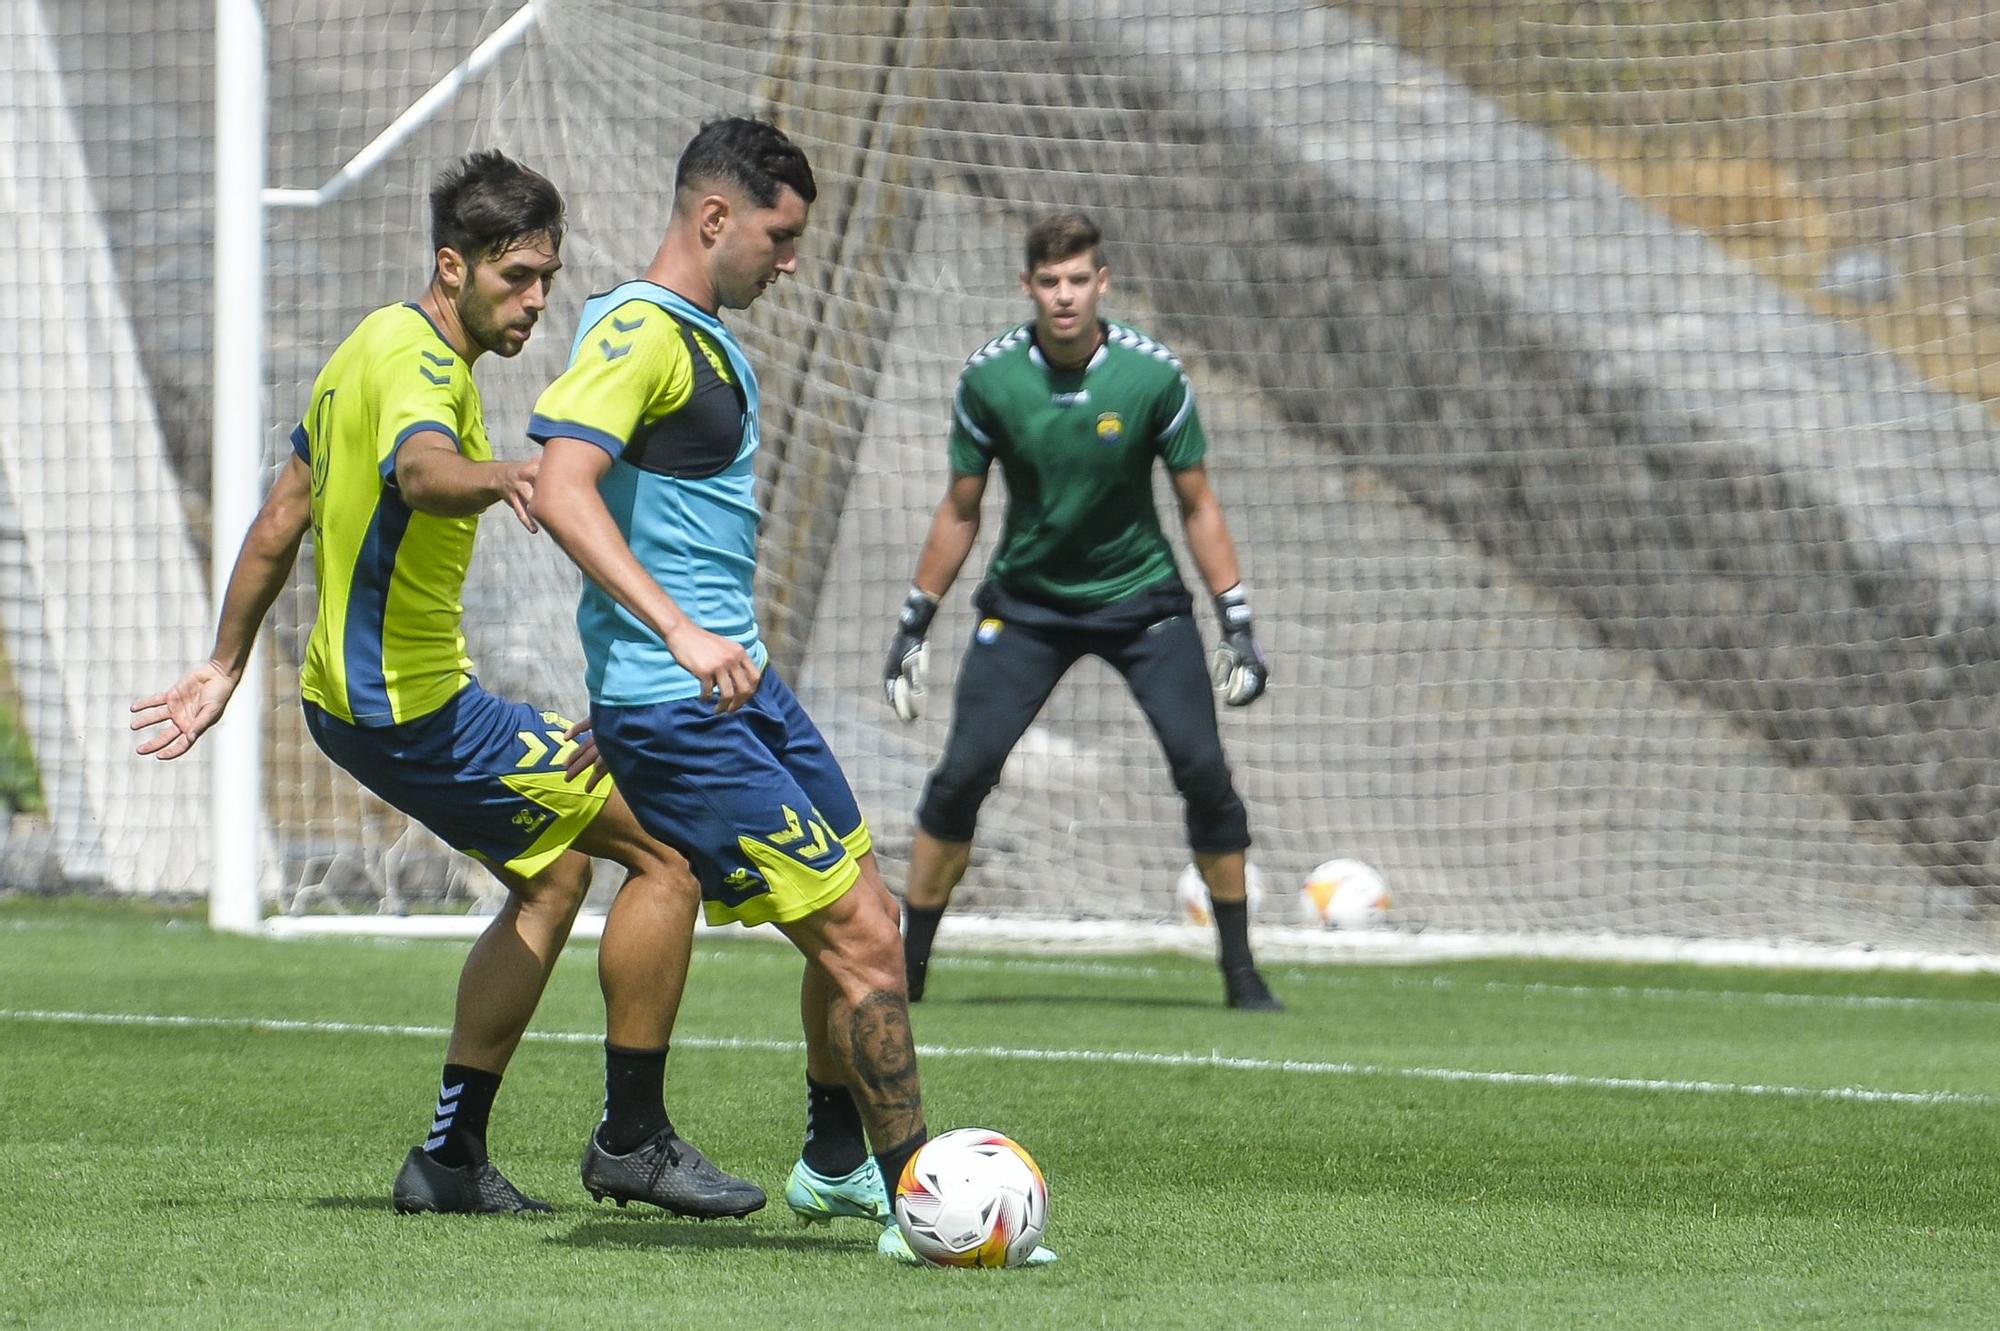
top-left (302, 680), bottom-right (611, 880)
top-left (591, 670), bottom-right (870, 928)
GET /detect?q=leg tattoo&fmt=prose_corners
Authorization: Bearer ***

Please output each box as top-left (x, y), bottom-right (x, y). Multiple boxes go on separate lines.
top-left (844, 990), bottom-right (923, 1144)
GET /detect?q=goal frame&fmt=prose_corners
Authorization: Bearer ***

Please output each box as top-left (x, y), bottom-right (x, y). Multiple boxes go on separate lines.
top-left (209, 0), bottom-right (541, 932)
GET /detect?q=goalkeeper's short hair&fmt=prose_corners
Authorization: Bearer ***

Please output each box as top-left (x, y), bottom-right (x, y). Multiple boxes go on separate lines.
top-left (1025, 212), bottom-right (1103, 272)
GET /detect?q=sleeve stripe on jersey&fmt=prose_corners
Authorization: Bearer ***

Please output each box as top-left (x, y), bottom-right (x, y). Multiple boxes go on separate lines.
top-left (290, 423), bottom-right (310, 462)
top-left (952, 383), bottom-right (993, 447)
top-left (385, 420), bottom-right (460, 479)
top-left (527, 413), bottom-right (626, 459)
top-left (1160, 374), bottom-right (1195, 441)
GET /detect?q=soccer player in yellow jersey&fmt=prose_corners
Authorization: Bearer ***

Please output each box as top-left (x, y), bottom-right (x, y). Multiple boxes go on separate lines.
top-left (132, 152), bottom-right (762, 1219)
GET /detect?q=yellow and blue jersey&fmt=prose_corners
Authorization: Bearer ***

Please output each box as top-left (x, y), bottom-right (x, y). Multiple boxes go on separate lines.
top-left (527, 281), bottom-right (766, 706)
top-left (293, 302), bottom-right (484, 726)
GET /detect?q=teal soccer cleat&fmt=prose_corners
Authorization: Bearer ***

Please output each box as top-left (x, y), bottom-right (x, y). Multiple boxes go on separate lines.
top-left (877, 1220), bottom-right (1059, 1267)
top-left (785, 1158), bottom-right (893, 1227)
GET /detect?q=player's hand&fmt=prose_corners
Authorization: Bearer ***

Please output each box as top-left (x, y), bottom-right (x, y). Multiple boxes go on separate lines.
top-left (1210, 586), bottom-right (1269, 708)
top-left (882, 588), bottom-right (938, 723)
top-left (665, 622), bottom-right (762, 712)
top-left (499, 457), bottom-right (540, 534)
top-left (130, 661), bottom-right (240, 761)
top-left (561, 717), bottom-right (611, 792)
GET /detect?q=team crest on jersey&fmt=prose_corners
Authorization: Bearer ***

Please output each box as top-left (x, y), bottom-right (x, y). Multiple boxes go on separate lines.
top-left (976, 617), bottom-right (1004, 644)
top-left (1096, 412), bottom-right (1124, 445)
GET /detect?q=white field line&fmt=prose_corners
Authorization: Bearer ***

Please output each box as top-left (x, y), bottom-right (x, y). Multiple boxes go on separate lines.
top-left (0, 1006), bottom-right (1988, 1108)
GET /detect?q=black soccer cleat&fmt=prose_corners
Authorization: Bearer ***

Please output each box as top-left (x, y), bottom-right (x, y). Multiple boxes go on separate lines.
top-left (1224, 966), bottom-right (1285, 1012)
top-left (580, 1127), bottom-right (767, 1219)
top-left (392, 1146), bottom-right (554, 1214)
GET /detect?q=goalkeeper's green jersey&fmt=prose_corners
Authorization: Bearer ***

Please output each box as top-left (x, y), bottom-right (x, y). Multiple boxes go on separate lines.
top-left (948, 320), bottom-right (1207, 608)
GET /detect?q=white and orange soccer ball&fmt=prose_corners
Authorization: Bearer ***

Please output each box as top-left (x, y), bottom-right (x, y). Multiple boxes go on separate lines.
top-left (893, 1128), bottom-right (1049, 1268)
top-left (1174, 860), bottom-right (1266, 927)
top-left (1299, 858), bottom-right (1392, 929)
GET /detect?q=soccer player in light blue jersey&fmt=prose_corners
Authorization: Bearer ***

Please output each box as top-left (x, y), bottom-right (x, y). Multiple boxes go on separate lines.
top-left (531, 118), bottom-right (1049, 1264)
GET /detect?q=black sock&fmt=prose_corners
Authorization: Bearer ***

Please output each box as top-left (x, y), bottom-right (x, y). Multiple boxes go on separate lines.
top-left (599, 1044), bottom-right (672, 1154)
top-left (802, 1076), bottom-right (868, 1176)
top-left (1211, 897), bottom-right (1255, 974)
top-left (902, 903), bottom-right (946, 1000)
top-left (423, 1063), bottom-right (500, 1168)
top-left (875, 1127), bottom-right (929, 1196)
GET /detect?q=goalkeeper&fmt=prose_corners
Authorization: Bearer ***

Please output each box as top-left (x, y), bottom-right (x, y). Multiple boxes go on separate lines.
top-left (885, 212), bottom-right (1281, 1012)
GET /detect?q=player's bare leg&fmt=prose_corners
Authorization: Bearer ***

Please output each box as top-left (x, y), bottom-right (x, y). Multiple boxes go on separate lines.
top-left (1195, 849), bottom-right (1246, 905)
top-left (446, 853), bottom-right (590, 1071)
top-left (570, 792), bottom-right (696, 1053)
top-left (784, 953), bottom-right (893, 1228)
top-left (780, 852), bottom-right (928, 1197)
top-left (900, 830), bottom-right (972, 1001)
top-left (393, 851), bottom-right (589, 1215)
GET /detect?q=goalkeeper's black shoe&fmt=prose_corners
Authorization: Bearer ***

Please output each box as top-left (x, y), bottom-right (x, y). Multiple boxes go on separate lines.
top-left (1224, 966), bottom-right (1285, 1012)
top-left (580, 1127), bottom-right (767, 1219)
top-left (392, 1146), bottom-right (554, 1214)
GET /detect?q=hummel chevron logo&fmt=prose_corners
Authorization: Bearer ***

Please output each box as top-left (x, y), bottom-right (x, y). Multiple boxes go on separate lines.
top-left (769, 805), bottom-right (831, 859)
top-left (600, 338), bottom-right (632, 361)
top-left (419, 367), bottom-right (451, 385)
top-left (611, 315), bottom-right (645, 333)
top-left (421, 350), bottom-right (453, 366)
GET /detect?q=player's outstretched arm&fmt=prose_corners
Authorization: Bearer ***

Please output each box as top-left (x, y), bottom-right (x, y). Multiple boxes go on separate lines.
top-left (531, 436), bottom-right (761, 712)
top-left (132, 455), bottom-right (313, 760)
top-left (883, 471), bottom-right (986, 722)
top-left (1171, 464), bottom-right (1269, 707)
top-left (395, 431), bottom-right (540, 531)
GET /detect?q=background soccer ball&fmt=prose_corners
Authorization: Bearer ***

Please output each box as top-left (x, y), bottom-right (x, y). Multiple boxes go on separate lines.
top-left (894, 1128), bottom-right (1049, 1268)
top-left (1299, 858), bottom-right (1393, 929)
top-left (1174, 860), bottom-right (1266, 926)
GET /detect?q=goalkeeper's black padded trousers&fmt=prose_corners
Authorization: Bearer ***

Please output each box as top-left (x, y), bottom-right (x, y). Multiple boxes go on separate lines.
top-left (914, 588), bottom-right (1250, 856)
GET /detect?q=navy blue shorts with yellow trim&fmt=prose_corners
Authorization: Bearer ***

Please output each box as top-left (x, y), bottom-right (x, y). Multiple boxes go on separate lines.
top-left (303, 680), bottom-right (610, 880)
top-left (591, 669), bottom-right (870, 928)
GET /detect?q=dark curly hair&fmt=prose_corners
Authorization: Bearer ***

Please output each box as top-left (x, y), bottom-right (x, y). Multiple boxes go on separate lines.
top-left (429, 150), bottom-right (565, 262)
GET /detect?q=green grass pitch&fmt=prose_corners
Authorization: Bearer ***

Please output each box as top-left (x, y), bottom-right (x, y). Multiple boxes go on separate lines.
top-left (3, 894), bottom-right (1997, 1329)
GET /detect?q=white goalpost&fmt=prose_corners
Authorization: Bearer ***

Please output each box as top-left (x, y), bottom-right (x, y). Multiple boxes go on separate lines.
top-left (207, 0), bottom-right (543, 934)
top-left (47, 0), bottom-right (1992, 971)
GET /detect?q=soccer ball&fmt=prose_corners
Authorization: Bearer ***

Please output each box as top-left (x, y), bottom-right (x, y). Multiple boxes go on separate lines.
top-left (1299, 858), bottom-right (1392, 929)
top-left (1174, 860), bottom-right (1266, 926)
top-left (894, 1128), bottom-right (1049, 1268)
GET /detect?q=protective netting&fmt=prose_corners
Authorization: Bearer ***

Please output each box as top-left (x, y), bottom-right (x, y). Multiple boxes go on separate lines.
top-left (19, 1), bottom-right (2000, 954)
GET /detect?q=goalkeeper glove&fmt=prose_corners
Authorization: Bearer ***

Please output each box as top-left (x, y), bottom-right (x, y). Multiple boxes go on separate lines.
top-left (883, 587), bottom-right (938, 722)
top-left (1210, 584), bottom-right (1269, 707)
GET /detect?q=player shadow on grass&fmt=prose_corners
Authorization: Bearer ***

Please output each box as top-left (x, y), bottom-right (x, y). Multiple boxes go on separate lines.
top-left (553, 1217), bottom-right (843, 1253)
top-left (309, 1198), bottom-right (847, 1252)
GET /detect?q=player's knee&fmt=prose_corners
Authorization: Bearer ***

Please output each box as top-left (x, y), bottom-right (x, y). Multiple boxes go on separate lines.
top-left (915, 767), bottom-right (996, 844)
top-left (1184, 787), bottom-right (1251, 857)
top-left (518, 852), bottom-right (592, 914)
top-left (813, 890), bottom-right (907, 1000)
top-left (1172, 747), bottom-right (1236, 809)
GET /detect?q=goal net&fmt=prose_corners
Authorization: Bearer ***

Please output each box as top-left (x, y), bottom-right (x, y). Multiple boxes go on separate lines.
top-left (23, 0), bottom-right (2000, 960)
